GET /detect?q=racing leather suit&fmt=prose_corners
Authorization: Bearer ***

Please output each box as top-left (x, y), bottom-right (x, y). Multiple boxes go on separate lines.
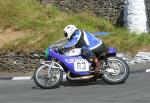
top-left (64, 30), bottom-right (106, 74)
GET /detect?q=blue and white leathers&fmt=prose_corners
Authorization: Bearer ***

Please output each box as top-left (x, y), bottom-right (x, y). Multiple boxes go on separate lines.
top-left (64, 30), bottom-right (102, 50)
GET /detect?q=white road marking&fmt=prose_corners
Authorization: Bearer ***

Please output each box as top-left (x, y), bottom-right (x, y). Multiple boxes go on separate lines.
top-left (62, 74), bottom-right (66, 81)
top-left (146, 69), bottom-right (150, 72)
top-left (11, 75), bottom-right (67, 81)
top-left (12, 77), bottom-right (32, 80)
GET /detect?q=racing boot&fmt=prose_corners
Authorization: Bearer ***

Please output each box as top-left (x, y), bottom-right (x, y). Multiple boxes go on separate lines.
top-left (93, 57), bottom-right (101, 75)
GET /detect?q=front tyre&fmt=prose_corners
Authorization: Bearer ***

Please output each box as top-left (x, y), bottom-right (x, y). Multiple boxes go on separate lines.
top-left (102, 57), bottom-right (129, 84)
top-left (34, 62), bottom-right (63, 89)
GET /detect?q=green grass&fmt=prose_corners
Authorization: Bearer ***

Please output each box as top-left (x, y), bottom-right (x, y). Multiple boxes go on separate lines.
top-left (102, 28), bottom-right (150, 54)
top-left (0, 0), bottom-right (150, 54)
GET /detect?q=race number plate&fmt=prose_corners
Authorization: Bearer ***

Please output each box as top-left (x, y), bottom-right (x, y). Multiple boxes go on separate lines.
top-left (74, 61), bottom-right (89, 72)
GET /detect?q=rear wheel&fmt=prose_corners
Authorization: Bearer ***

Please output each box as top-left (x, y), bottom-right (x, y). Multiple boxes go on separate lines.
top-left (102, 57), bottom-right (129, 84)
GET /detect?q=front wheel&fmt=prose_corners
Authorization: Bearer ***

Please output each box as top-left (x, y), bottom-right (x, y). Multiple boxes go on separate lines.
top-left (34, 61), bottom-right (63, 89)
top-left (102, 57), bottom-right (129, 84)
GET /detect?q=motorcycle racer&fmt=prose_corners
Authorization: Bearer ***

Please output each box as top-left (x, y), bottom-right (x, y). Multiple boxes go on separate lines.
top-left (63, 24), bottom-right (107, 74)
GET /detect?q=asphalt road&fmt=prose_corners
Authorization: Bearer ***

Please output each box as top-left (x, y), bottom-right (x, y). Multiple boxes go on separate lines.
top-left (0, 63), bottom-right (150, 103)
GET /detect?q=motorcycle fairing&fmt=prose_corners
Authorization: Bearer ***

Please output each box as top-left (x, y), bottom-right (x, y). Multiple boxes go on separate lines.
top-left (49, 50), bottom-right (91, 75)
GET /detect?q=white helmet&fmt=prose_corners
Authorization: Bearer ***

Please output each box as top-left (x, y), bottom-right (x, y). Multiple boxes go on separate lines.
top-left (64, 25), bottom-right (77, 40)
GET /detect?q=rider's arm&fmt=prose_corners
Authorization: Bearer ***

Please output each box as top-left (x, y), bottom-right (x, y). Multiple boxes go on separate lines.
top-left (64, 30), bottom-right (81, 49)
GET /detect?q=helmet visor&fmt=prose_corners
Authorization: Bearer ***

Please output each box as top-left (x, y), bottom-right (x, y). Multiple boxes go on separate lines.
top-left (64, 32), bottom-right (68, 37)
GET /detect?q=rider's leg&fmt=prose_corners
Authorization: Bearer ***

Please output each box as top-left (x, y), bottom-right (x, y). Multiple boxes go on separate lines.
top-left (92, 42), bottom-right (107, 74)
top-left (93, 56), bottom-right (100, 74)
top-left (81, 46), bottom-right (103, 74)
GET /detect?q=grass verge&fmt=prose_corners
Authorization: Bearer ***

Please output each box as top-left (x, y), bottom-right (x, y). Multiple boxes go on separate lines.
top-left (0, 0), bottom-right (149, 55)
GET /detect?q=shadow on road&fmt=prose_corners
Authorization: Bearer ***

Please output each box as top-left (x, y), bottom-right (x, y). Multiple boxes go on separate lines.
top-left (31, 80), bottom-right (117, 89)
top-left (61, 80), bottom-right (108, 87)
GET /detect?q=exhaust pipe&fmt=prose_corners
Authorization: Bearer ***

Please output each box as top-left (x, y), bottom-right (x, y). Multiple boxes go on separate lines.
top-left (67, 72), bottom-right (94, 80)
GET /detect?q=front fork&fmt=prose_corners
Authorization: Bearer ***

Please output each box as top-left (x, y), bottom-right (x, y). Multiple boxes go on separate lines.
top-left (40, 60), bottom-right (59, 80)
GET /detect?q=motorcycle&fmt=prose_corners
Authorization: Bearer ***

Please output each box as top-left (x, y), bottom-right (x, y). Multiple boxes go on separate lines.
top-left (33, 43), bottom-right (129, 89)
